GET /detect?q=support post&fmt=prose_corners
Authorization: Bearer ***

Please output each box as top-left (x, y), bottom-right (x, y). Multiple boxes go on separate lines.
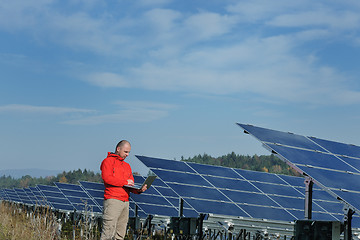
top-left (304, 177), bottom-right (313, 220)
top-left (179, 198), bottom-right (184, 217)
top-left (197, 213), bottom-right (206, 240)
top-left (343, 207), bottom-right (355, 240)
top-left (134, 204), bottom-right (139, 240)
top-left (147, 215), bottom-right (153, 235)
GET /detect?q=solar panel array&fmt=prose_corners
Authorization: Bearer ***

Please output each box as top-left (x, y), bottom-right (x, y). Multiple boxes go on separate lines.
top-left (236, 123), bottom-right (360, 227)
top-left (0, 176), bottom-right (192, 218)
top-left (135, 155), bottom-right (358, 226)
top-left (2, 137), bottom-right (360, 230)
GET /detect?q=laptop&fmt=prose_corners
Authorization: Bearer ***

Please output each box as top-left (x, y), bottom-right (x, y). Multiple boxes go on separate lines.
top-left (124, 175), bottom-right (157, 190)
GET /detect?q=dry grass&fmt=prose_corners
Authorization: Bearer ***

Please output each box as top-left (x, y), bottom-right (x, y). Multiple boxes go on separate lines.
top-left (0, 201), bottom-right (63, 240)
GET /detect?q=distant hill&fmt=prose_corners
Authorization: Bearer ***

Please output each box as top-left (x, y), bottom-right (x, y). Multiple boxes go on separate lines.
top-left (0, 168), bottom-right (62, 179)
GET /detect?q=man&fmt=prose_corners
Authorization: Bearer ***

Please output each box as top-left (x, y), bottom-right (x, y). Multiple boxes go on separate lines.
top-left (100, 140), bottom-right (147, 240)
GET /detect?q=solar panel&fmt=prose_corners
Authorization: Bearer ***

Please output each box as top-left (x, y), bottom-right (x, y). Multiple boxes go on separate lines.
top-left (0, 189), bottom-right (7, 201)
top-left (136, 155), bottom-right (348, 224)
top-left (36, 184), bottom-right (74, 212)
top-left (23, 188), bottom-right (39, 205)
top-left (130, 175), bottom-right (180, 217)
top-left (3, 189), bottom-right (22, 203)
top-left (29, 186), bottom-right (48, 206)
top-left (78, 181), bottom-right (105, 211)
top-left (14, 188), bottom-right (34, 205)
top-left (237, 123), bottom-right (360, 226)
top-left (79, 175), bottom-right (195, 218)
top-left (54, 182), bottom-right (102, 213)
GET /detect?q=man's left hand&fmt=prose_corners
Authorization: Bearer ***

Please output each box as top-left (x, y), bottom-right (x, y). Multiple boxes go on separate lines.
top-left (138, 184), bottom-right (147, 193)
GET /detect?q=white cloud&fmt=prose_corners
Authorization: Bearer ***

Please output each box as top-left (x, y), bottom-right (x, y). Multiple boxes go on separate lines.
top-left (114, 100), bottom-right (176, 110)
top-left (0, 104), bottom-right (95, 115)
top-left (182, 12), bottom-right (237, 41)
top-left (226, 0), bottom-right (307, 22)
top-left (124, 34), bottom-right (360, 105)
top-left (0, 0), bottom-right (52, 30)
top-left (137, 0), bottom-right (172, 8)
top-left (267, 10), bottom-right (360, 30)
top-left (62, 111), bottom-right (166, 125)
top-left (144, 8), bottom-right (182, 32)
top-left (85, 72), bottom-right (129, 88)
top-left (63, 100), bottom-right (177, 125)
top-left (0, 101), bottom-right (176, 125)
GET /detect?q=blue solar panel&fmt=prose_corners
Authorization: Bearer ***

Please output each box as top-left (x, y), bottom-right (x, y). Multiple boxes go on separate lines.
top-left (166, 183), bottom-right (228, 202)
top-left (277, 174), bottom-right (304, 187)
top-left (242, 205), bottom-right (296, 221)
top-left (203, 175), bottom-right (258, 192)
top-left (29, 186), bottom-right (48, 206)
top-left (137, 156), bottom-right (195, 173)
top-left (4, 189), bottom-right (22, 203)
top-left (79, 181), bottom-right (105, 191)
top-left (269, 144), bottom-right (357, 172)
top-left (312, 188), bottom-right (336, 201)
top-left (36, 184), bottom-right (74, 211)
top-left (250, 181), bottom-right (301, 197)
top-left (78, 181), bottom-right (105, 210)
top-left (78, 180), bottom-right (147, 217)
top-left (23, 188), bottom-right (38, 204)
top-left (137, 155), bottom-right (349, 224)
top-left (55, 182), bottom-right (101, 213)
top-left (234, 168), bottom-right (286, 184)
top-left (185, 198), bottom-right (249, 217)
top-left (150, 169), bottom-right (211, 186)
top-left (130, 175), bottom-right (189, 217)
top-left (14, 188), bottom-right (34, 205)
top-left (1, 176), bottom-right (194, 218)
top-left (299, 167), bottom-right (360, 193)
top-left (145, 177), bottom-right (198, 217)
top-left (315, 201), bottom-right (343, 214)
top-left (237, 123), bottom-right (360, 226)
top-left (188, 163), bottom-right (242, 178)
top-left (79, 177), bottom-right (186, 218)
top-left (0, 189), bottom-right (8, 201)
top-left (310, 137), bottom-right (360, 159)
top-left (131, 192), bottom-right (170, 206)
top-left (221, 190), bottom-right (278, 207)
top-left (237, 124), bottom-right (324, 151)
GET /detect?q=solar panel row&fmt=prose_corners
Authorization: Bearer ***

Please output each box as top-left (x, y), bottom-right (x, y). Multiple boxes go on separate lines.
top-left (236, 123), bottom-right (360, 227)
top-left (135, 155), bottom-right (360, 227)
top-left (0, 177), bottom-right (190, 218)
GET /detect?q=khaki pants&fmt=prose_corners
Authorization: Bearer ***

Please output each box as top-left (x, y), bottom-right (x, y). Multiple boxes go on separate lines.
top-left (100, 199), bottom-right (129, 240)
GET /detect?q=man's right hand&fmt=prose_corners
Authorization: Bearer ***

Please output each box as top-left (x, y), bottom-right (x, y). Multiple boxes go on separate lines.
top-left (127, 179), bottom-right (134, 185)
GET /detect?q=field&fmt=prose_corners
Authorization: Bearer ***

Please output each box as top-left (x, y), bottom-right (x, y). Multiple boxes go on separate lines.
top-left (0, 201), bottom-right (101, 240)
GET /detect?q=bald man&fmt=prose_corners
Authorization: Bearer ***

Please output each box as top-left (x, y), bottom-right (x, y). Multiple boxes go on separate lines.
top-left (100, 140), bottom-right (147, 240)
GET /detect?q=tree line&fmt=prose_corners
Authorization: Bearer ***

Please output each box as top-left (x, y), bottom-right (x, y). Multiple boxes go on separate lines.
top-left (0, 169), bottom-right (102, 189)
top-left (181, 152), bottom-right (300, 176)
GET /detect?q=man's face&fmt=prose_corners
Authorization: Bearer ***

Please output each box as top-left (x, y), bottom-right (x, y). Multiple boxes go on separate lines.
top-left (117, 143), bottom-right (131, 159)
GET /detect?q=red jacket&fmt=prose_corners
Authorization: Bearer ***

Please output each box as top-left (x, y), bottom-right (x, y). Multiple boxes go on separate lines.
top-left (100, 152), bottom-right (134, 201)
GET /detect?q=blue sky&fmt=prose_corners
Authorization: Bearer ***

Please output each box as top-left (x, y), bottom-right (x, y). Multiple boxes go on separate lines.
top-left (1, 0), bottom-right (360, 176)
